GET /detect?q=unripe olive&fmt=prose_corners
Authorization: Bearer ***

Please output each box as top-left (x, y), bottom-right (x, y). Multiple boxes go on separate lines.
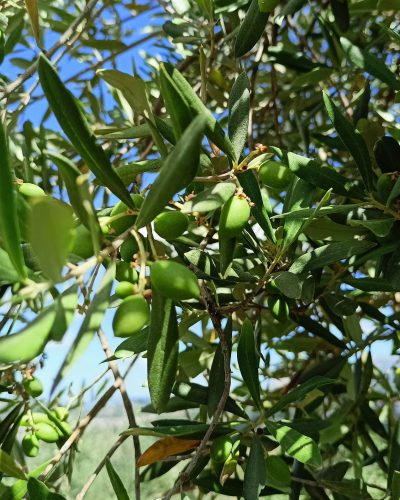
top-left (110, 194), bottom-right (143, 235)
top-left (23, 377), bottom-right (43, 397)
top-left (219, 196), bottom-right (251, 238)
top-left (20, 412), bottom-right (50, 426)
top-left (259, 160), bottom-right (292, 190)
top-left (376, 173), bottom-right (395, 203)
top-left (268, 295), bottom-right (289, 322)
top-left (70, 224), bottom-right (94, 259)
top-left (150, 260), bottom-right (200, 300)
top-left (54, 406), bottom-right (69, 421)
top-left (115, 281), bottom-right (135, 298)
top-left (19, 183), bottom-right (46, 198)
top-left (35, 422), bottom-right (59, 443)
top-left (116, 262), bottom-right (138, 284)
top-left (56, 421), bottom-right (72, 437)
top-left (113, 295), bottom-right (150, 337)
top-left (22, 433), bottom-right (40, 457)
top-left (210, 436), bottom-right (233, 463)
top-left (120, 237), bottom-right (139, 262)
top-left (154, 211), bottom-right (189, 239)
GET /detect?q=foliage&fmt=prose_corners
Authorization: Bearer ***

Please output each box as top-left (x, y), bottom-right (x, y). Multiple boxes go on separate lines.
top-left (0, 0), bottom-right (400, 498)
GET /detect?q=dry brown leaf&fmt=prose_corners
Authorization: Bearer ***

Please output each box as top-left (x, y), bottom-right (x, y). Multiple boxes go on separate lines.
top-left (137, 437), bottom-right (201, 467)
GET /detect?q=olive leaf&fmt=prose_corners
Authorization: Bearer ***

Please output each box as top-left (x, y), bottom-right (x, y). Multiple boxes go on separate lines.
top-left (237, 319), bottom-right (261, 410)
top-left (228, 72), bottom-right (250, 161)
top-left (235, 0), bottom-right (268, 57)
top-left (330, 0), bottom-right (349, 32)
top-left (0, 450), bottom-right (26, 480)
top-left (181, 181), bottom-right (236, 213)
top-left (105, 458), bottom-right (130, 500)
top-left (243, 436), bottom-right (266, 500)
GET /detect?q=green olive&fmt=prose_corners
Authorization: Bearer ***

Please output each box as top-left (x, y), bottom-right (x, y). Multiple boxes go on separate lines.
top-left (20, 412), bottom-right (50, 426)
top-left (210, 436), bottom-right (233, 463)
top-left (22, 433), bottom-right (40, 457)
top-left (54, 407), bottom-right (69, 421)
top-left (150, 260), bottom-right (200, 300)
top-left (120, 237), bottom-right (139, 262)
top-left (154, 211), bottom-right (189, 239)
top-left (55, 421), bottom-right (72, 437)
top-left (115, 281), bottom-right (135, 298)
top-left (219, 196), bottom-right (250, 238)
top-left (19, 183), bottom-right (46, 198)
top-left (35, 422), bottom-right (59, 443)
top-left (116, 262), bottom-right (139, 283)
top-left (110, 194), bottom-right (143, 235)
top-left (23, 377), bottom-right (43, 397)
top-left (259, 160), bottom-right (292, 190)
top-left (70, 224), bottom-right (94, 259)
top-left (112, 295), bottom-right (150, 337)
top-left (268, 295), bottom-right (289, 322)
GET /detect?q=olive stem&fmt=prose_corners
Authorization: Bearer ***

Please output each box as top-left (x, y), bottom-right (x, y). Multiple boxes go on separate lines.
top-left (131, 229), bottom-right (147, 294)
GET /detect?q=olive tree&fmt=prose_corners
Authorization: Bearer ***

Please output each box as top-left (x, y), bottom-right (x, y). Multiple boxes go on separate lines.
top-left (0, 0), bottom-right (400, 498)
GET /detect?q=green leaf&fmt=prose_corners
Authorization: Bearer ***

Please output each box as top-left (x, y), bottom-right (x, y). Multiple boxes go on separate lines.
top-left (122, 421), bottom-right (243, 439)
top-left (349, 217), bottom-right (394, 237)
top-left (289, 240), bottom-right (376, 274)
top-left (0, 248), bottom-right (20, 284)
top-left (28, 197), bottom-right (75, 283)
top-left (237, 319), bottom-right (261, 410)
top-left (258, 0), bottom-right (280, 12)
top-left (50, 262), bottom-right (115, 394)
top-left (50, 284), bottom-right (78, 341)
top-left (341, 37), bottom-right (400, 90)
top-left (290, 312), bottom-right (346, 348)
top-left (264, 376), bottom-right (334, 418)
top-left (147, 290), bottom-right (179, 413)
top-left (162, 63), bottom-right (235, 159)
top-left (243, 436), bottom-right (266, 500)
top-left (344, 277), bottom-right (395, 292)
top-left (323, 92), bottom-right (374, 191)
top-left (97, 69), bottom-right (152, 118)
top-left (27, 478), bottom-right (66, 500)
top-left (272, 272), bottom-right (302, 299)
top-left (388, 420), bottom-right (400, 489)
top-left (0, 404), bottom-right (23, 446)
top-left (135, 114), bottom-right (207, 228)
top-left (266, 422), bottom-right (322, 466)
top-left (105, 458), bottom-right (130, 500)
top-left (38, 55), bottom-right (134, 209)
top-left (378, 22), bottom-right (400, 45)
top-left (330, 0), bottom-right (349, 32)
top-left (0, 450), bottom-right (25, 480)
top-left (0, 306), bottom-right (56, 364)
top-left (0, 120), bottom-right (26, 280)
top-left (115, 159), bottom-right (162, 186)
top-left (181, 181), bottom-right (236, 214)
top-left (235, 0), bottom-right (268, 57)
top-left (265, 456), bottom-right (291, 492)
top-left (392, 471), bottom-right (400, 500)
top-left (113, 327), bottom-right (149, 359)
top-left (228, 72), bottom-right (250, 161)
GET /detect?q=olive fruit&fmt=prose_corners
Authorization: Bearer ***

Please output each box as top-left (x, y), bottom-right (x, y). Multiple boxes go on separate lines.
top-left (150, 260), bottom-right (200, 300)
top-left (268, 295), bottom-right (289, 322)
top-left (56, 421), bottom-right (72, 437)
top-left (120, 237), bottom-right (139, 262)
top-left (110, 194), bottom-right (143, 235)
top-left (259, 160), bottom-right (292, 190)
top-left (20, 412), bottom-right (50, 426)
top-left (219, 196), bottom-right (251, 238)
top-left (376, 173), bottom-right (395, 203)
top-left (113, 295), bottom-right (150, 337)
top-left (116, 262), bottom-right (138, 283)
top-left (22, 433), bottom-right (40, 457)
top-left (374, 136), bottom-right (400, 173)
top-left (210, 436), bottom-right (233, 463)
top-left (54, 406), bottom-right (69, 421)
top-left (154, 211), bottom-right (189, 239)
top-left (70, 224), bottom-right (94, 259)
top-left (23, 377), bottom-right (43, 397)
top-left (115, 281), bottom-right (135, 298)
top-left (35, 422), bottom-right (59, 443)
top-left (19, 183), bottom-right (46, 198)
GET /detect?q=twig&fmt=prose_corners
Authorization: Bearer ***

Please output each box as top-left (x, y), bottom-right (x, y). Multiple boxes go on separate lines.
top-left (97, 330), bottom-right (141, 500)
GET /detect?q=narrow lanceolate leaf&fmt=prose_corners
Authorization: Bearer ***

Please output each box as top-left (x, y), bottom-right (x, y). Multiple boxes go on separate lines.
top-left (228, 72), bottom-right (250, 161)
top-left (0, 121), bottom-right (26, 280)
top-left (388, 420), bottom-right (400, 489)
top-left (147, 290), bottom-right (179, 413)
top-left (258, 0), bottom-right (280, 12)
top-left (330, 0), bottom-right (349, 32)
top-left (137, 437), bottom-right (200, 467)
top-left (38, 55), bottom-right (134, 209)
top-left (0, 306), bottom-right (56, 364)
top-left (50, 284), bottom-right (78, 341)
top-left (235, 0), bottom-right (269, 57)
top-left (136, 114), bottom-right (207, 228)
top-left (0, 450), bottom-right (26, 480)
top-left (24, 0), bottom-right (40, 45)
top-left (264, 376), bottom-right (334, 418)
top-left (29, 197), bottom-right (75, 283)
top-left (266, 422), bottom-right (322, 466)
top-left (243, 436), bottom-right (266, 500)
top-left (163, 63), bottom-right (236, 159)
top-left (289, 240), bottom-right (376, 274)
top-left (323, 93), bottom-right (374, 191)
top-left (27, 478), bottom-right (66, 500)
top-left (237, 319), bottom-right (261, 410)
top-left (97, 69), bottom-right (152, 119)
top-left (341, 37), bottom-right (400, 91)
top-left (181, 181), bottom-right (236, 214)
top-left (50, 263), bottom-right (115, 394)
top-left (105, 458), bottom-right (130, 500)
